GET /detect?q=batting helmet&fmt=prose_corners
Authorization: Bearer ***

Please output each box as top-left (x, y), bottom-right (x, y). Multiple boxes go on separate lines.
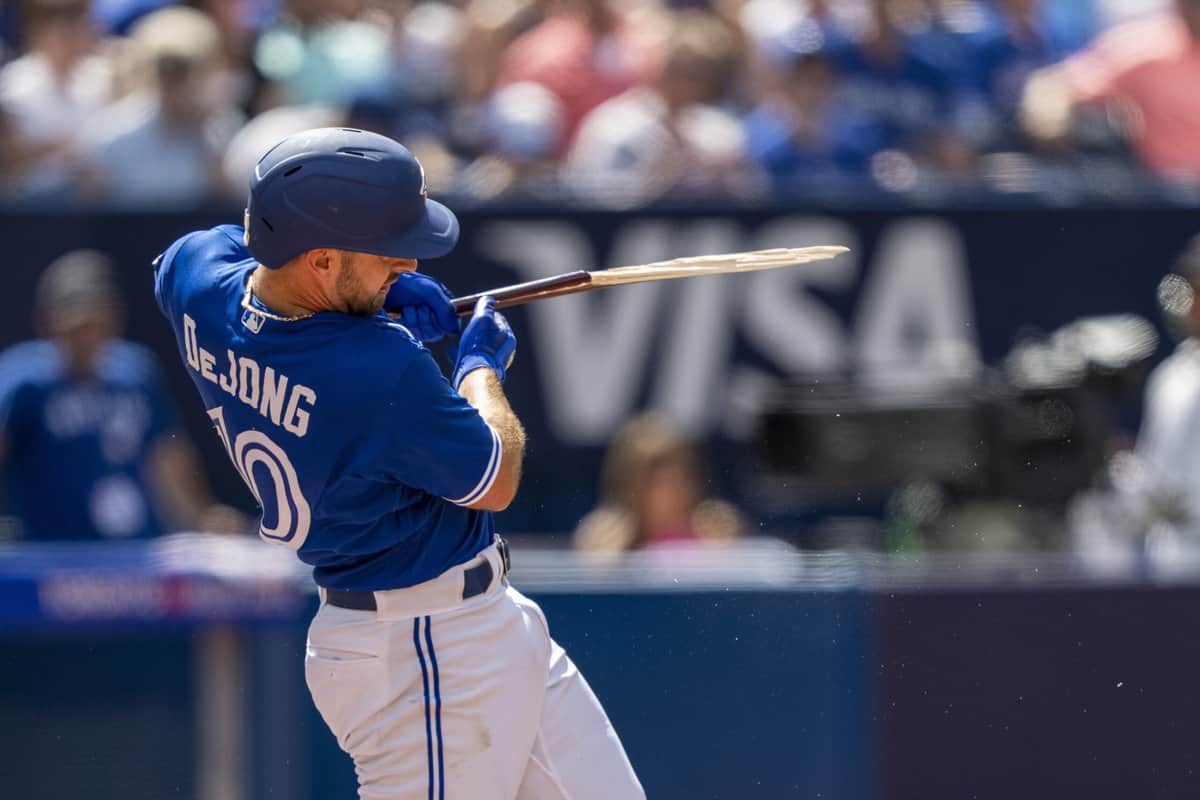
top-left (244, 127), bottom-right (459, 269)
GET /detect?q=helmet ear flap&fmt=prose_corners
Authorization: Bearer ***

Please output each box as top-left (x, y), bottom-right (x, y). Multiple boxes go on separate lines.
top-left (243, 197), bottom-right (282, 269)
top-left (244, 183), bottom-right (290, 268)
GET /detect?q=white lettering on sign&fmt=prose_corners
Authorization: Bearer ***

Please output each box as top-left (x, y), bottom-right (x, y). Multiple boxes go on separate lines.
top-left (854, 218), bottom-right (980, 388)
top-left (648, 221), bottom-right (742, 437)
top-left (480, 221), bottom-right (662, 444)
top-left (742, 216), bottom-right (861, 375)
top-left (477, 217), bottom-right (979, 445)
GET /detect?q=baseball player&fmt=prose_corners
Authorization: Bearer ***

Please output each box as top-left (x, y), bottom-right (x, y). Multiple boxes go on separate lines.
top-left (152, 127), bottom-right (643, 799)
top-left (0, 250), bottom-right (241, 540)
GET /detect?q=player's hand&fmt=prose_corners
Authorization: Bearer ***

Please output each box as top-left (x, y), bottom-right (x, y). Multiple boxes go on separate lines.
top-left (384, 272), bottom-right (458, 343)
top-left (453, 296), bottom-right (516, 389)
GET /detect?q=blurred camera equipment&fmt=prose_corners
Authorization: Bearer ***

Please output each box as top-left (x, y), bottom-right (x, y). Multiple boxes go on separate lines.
top-left (757, 314), bottom-right (1159, 510)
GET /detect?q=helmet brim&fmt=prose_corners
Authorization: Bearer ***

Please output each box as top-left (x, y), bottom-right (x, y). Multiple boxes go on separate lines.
top-left (374, 198), bottom-right (460, 260)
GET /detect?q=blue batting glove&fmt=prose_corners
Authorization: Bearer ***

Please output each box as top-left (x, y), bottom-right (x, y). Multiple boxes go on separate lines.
top-left (384, 272), bottom-right (458, 343)
top-left (453, 296), bottom-right (516, 389)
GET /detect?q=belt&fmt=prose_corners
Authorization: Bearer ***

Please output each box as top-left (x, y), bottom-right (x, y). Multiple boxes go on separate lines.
top-left (324, 538), bottom-right (511, 612)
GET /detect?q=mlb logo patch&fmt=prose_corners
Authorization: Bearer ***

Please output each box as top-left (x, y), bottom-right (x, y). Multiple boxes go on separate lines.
top-left (242, 308), bottom-right (265, 333)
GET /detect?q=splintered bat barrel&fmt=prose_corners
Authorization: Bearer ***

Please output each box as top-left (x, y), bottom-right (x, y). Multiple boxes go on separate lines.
top-left (451, 271), bottom-right (593, 316)
top-left (450, 246), bottom-right (850, 316)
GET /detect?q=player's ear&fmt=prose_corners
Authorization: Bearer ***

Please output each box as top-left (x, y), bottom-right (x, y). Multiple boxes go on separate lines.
top-left (306, 249), bottom-right (337, 274)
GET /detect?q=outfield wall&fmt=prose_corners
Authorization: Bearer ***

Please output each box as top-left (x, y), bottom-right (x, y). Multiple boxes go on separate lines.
top-left (2, 540), bottom-right (1197, 799)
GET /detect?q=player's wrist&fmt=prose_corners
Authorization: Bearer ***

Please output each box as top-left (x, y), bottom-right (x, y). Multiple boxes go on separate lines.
top-left (453, 297), bottom-right (516, 390)
top-left (453, 357), bottom-right (502, 391)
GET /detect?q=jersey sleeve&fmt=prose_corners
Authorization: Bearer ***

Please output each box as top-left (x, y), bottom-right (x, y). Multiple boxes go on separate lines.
top-left (0, 357), bottom-right (19, 434)
top-left (153, 225), bottom-right (247, 320)
top-left (0, 376), bottom-right (27, 449)
top-left (152, 232), bottom-right (197, 320)
top-left (0, 348), bottom-right (36, 448)
top-left (367, 349), bottom-right (503, 506)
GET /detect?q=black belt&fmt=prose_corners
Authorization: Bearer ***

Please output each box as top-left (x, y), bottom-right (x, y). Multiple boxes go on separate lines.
top-left (325, 538), bottom-right (510, 612)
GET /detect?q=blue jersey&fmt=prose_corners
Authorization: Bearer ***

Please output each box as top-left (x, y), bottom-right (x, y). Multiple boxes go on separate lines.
top-left (0, 339), bottom-right (175, 540)
top-left (742, 102), bottom-right (890, 186)
top-left (826, 27), bottom-right (970, 149)
top-left (153, 225), bottom-right (500, 590)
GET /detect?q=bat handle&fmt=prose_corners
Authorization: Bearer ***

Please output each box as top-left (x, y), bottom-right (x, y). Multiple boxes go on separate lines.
top-left (452, 271), bottom-right (593, 316)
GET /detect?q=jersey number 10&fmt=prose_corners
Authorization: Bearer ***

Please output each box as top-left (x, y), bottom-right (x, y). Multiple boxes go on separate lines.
top-left (207, 406), bottom-right (312, 549)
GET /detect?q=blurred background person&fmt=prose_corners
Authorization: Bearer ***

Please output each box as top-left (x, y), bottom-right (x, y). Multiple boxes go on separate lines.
top-left (821, 0), bottom-right (980, 177)
top-left (740, 17), bottom-right (889, 191)
top-left (496, 0), bottom-right (664, 156)
top-left (458, 0), bottom-right (545, 108)
top-left (335, 2), bottom-right (471, 193)
top-left (76, 6), bottom-right (243, 207)
top-left (0, 0), bottom-right (113, 201)
top-left (573, 412), bottom-right (745, 554)
top-left (0, 250), bottom-right (244, 541)
top-left (962, 0), bottom-right (1093, 151)
top-left (1022, 0), bottom-right (1200, 181)
top-left (458, 79), bottom-right (566, 199)
top-left (562, 9), bottom-right (746, 206)
top-left (366, 1), bottom-right (466, 145)
top-left (251, 0), bottom-right (392, 109)
top-left (1070, 235), bottom-right (1200, 566)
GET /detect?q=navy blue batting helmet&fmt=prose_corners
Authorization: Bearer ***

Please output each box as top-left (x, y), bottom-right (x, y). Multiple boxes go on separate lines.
top-left (244, 128), bottom-right (459, 270)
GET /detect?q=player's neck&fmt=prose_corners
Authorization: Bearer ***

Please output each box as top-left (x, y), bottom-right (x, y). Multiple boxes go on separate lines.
top-left (249, 265), bottom-right (325, 318)
top-left (48, 342), bottom-right (98, 380)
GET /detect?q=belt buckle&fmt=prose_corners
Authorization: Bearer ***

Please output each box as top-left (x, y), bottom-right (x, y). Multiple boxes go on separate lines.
top-left (496, 536), bottom-right (511, 576)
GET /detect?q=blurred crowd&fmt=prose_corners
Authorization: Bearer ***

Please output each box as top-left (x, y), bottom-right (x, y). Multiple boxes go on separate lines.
top-left (0, 0), bottom-right (1196, 207)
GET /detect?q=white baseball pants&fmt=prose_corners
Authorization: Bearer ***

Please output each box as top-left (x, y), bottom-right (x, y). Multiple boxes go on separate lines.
top-left (304, 544), bottom-right (645, 800)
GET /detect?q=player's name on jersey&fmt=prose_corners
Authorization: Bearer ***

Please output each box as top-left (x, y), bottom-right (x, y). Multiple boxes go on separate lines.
top-left (182, 313), bottom-right (316, 437)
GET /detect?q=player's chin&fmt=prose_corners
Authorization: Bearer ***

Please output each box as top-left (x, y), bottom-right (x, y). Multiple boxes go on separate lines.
top-left (350, 296), bottom-right (387, 317)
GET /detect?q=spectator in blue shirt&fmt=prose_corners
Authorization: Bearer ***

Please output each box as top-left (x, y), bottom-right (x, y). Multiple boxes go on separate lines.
top-left (824, 0), bottom-right (977, 172)
top-left (742, 20), bottom-right (890, 190)
top-left (963, 0), bottom-right (1094, 149)
top-left (0, 250), bottom-right (244, 540)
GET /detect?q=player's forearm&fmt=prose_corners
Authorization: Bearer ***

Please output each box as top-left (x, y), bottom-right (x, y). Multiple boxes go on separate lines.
top-left (458, 368), bottom-right (525, 509)
top-left (149, 437), bottom-right (216, 530)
